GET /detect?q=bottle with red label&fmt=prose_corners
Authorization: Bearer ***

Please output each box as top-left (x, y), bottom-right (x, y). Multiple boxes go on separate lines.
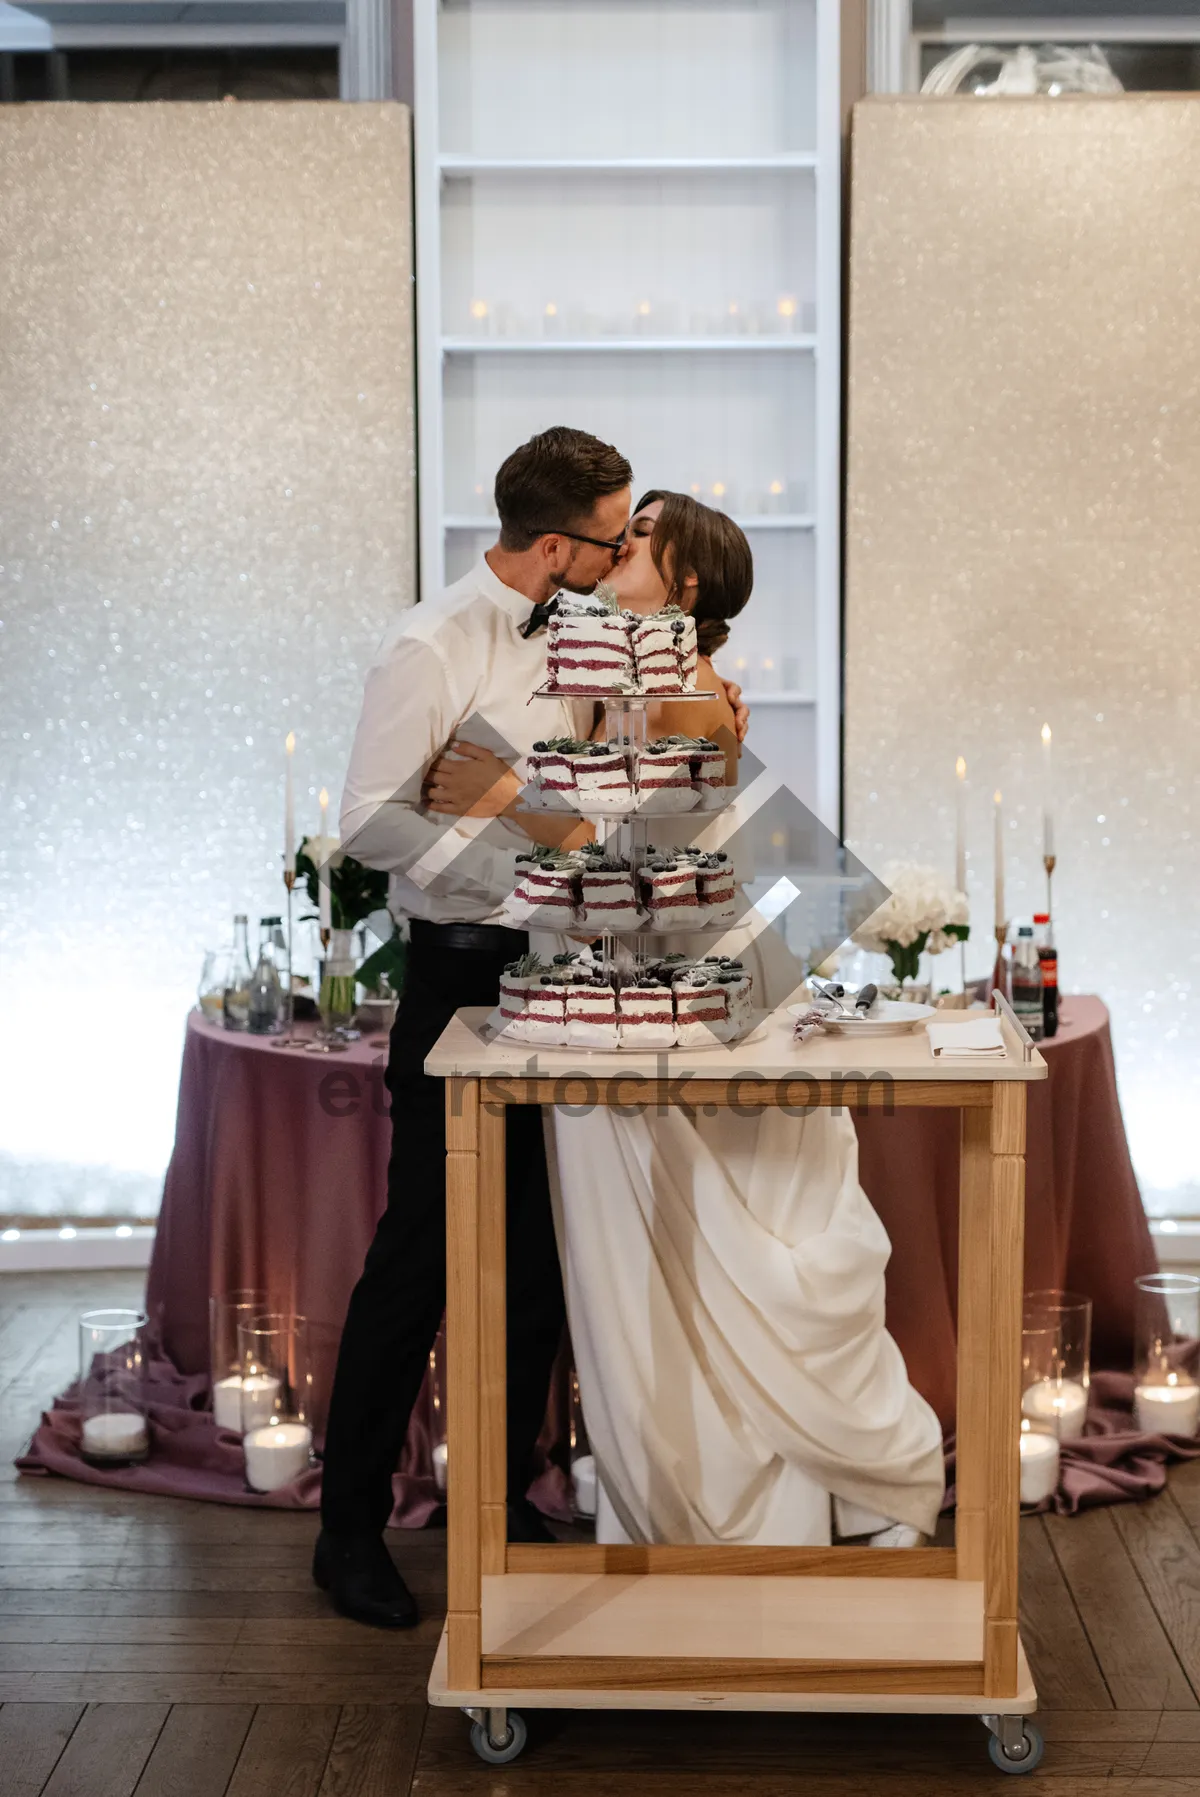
top-left (1033, 913), bottom-right (1058, 1039)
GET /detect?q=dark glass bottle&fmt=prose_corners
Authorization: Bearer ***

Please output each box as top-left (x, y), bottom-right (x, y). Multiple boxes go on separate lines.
top-left (1040, 945), bottom-right (1059, 1039)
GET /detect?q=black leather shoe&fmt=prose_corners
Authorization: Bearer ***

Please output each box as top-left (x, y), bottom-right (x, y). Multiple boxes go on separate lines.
top-left (312, 1529), bottom-right (419, 1629)
top-left (506, 1498), bottom-right (555, 1544)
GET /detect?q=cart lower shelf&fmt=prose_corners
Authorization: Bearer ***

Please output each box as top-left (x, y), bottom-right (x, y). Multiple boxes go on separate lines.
top-left (428, 1571), bottom-right (1036, 1714)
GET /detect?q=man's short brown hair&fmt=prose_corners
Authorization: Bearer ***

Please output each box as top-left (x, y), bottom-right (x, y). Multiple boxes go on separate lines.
top-left (494, 427), bottom-right (632, 551)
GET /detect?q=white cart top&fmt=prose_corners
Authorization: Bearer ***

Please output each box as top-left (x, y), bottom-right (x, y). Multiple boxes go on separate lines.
top-left (425, 1006), bottom-right (1048, 1084)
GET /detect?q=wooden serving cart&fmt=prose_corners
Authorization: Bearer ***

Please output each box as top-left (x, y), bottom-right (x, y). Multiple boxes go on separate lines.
top-left (425, 999), bottom-right (1048, 1775)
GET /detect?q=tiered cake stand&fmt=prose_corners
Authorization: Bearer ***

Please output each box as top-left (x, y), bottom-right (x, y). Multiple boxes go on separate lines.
top-left (525, 687), bottom-right (735, 980)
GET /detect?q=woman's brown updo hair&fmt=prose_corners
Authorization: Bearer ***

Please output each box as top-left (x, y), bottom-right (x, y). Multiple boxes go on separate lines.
top-left (633, 490), bottom-right (753, 658)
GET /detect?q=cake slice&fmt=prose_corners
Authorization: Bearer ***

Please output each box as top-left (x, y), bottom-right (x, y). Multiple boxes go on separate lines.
top-left (522, 969), bottom-right (569, 1045)
top-left (579, 856), bottom-right (641, 932)
top-left (497, 951), bottom-right (545, 1039)
top-left (691, 739), bottom-right (728, 810)
top-left (630, 607), bottom-right (698, 694)
top-left (674, 971), bottom-right (729, 1046)
top-left (504, 850), bottom-right (581, 926)
top-left (566, 741), bottom-right (633, 811)
top-left (547, 592), bottom-right (635, 693)
top-left (640, 855), bottom-right (700, 931)
top-left (565, 974), bottom-right (620, 1048)
top-left (636, 739), bottom-right (701, 814)
top-left (695, 852), bottom-right (737, 924)
top-left (527, 738), bottom-right (586, 811)
top-left (617, 977), bottom-right (677, 1047)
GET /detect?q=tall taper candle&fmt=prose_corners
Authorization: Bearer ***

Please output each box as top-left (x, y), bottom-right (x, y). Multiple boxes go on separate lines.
top-left (319, 786), bottom-right (329, 843)
top-left (955, 756), bottom-right (967, 893)
top-left (1041, 723), bottom-right (1054, 860)
top-left (993, 789), bottom-right (1005, 931)
top-left (317, 789), bottom-right (332, 932)
top-left (284, 733), bottom-right (296, 877)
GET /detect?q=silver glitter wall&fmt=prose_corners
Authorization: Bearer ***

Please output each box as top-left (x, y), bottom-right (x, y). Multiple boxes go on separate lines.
top-left (0, 102), bottom-right (415, 1218)
top-left (845, 97), bottom-right (1200, 1218)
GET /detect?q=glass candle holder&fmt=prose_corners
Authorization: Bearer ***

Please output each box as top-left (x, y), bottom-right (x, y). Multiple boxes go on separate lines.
top-left (1134, 1273), bottom-right (1200, 1436)
top-left (429, 1341), bottom-right (448, 1496)
top-left (236, 1312), bottom-right (314, 1491)
top-left (569, 1367), bottom-right (596, 1519)
top-left (1019, 1417), bottom-right (1060, 1506)
top-left (1021, 1289), bottom-right (1091, 1440)
top-left (209, 1288), bottom-right (272, 1434)
top-left (79, 1308), bottom-right (150, 1465)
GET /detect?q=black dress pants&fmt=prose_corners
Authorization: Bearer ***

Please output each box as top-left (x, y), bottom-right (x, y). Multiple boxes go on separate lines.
top-left (320, 936), bottom-right (566, 1538)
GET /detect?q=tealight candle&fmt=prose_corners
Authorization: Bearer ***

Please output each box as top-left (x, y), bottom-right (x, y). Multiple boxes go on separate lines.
top-left (1021, 1377), bottom-right (1088, 1442)
top-left (1019, 1423), bottom-right (1059, 1505)
top-left (244, 1421), bottom-right (313, 1492)
top-left (432, 1440), bottom-right (448, 1494)
top-left (1135, 1375), bottom-right (1200, 1436)
top-left (212, 1372), bottom-right (281, 1434)
top-left (82, 1411), bottom-right (149, 1463)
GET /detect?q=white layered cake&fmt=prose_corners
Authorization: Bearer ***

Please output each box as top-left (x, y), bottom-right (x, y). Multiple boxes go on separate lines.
top-left (635, 741), bottom-right (701, 814)
top-left (565, 976), bottom-right (620, 1048)
top-left (498, 953), bottom-right (545, 1031)
top-left (617, 977), bottom-right (677, 1046)
top-left (547, 595), bottom-right (635, 693)
top-left (674, 969), bottom-right (733, 1046)
top-left (505, 851), bottom-right (580, 925)
top-left (639, 853), bottom-right (701, 930)
top-left (526, 739), bottom-right (581, 810)
top-left (694, 852), bottom-right (737, 923)
top-left (578, 855), bottom-right (641, 932)
top-left (691, 740), bottom-right (727, 809)
top-left (630, 609), bottom-right (698, 693)
top-left (566, 743), bottom-right (633, 809)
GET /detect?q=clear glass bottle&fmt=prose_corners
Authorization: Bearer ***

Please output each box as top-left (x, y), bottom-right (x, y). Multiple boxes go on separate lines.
top-left (1012, 924), bottom-right (1044, 1040)
top-left (247, 942), bottom-right (283, 1036)
top-left (222, 914), bottom-right (253, 1031)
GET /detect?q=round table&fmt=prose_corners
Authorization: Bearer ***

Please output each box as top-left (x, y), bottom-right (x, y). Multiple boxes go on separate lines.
top-left (147, 996), bottom-right (1156, 1495)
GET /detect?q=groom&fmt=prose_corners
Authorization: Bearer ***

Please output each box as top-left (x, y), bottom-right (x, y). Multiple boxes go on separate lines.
top-left (316, 426), bottom-right (747, 1629)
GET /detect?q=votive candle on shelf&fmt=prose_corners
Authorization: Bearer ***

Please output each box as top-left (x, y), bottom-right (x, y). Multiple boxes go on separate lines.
top-left (1021, 1377), bottom-right (1088, 1442)
top-left (212, 1371), bottom-right (281, 1434)
top-left (1019, 1421), bottom-right (1059, 1505)
top-left (82, 1411), bottom-right (149, 1463)
top-left (244, 1421), bottom-right (313, 1492)
top-left (1134, 1372), bottom-right (1200, 1437)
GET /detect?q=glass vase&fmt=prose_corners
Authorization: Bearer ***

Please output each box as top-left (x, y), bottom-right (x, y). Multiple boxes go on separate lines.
top-left (209, 1288), bottom-right (272, 1434)
top-left (1134, 1273), bottom-right (1200, 1436)
top-left (79, 1308), bottom-right (150, 1465)
top-left (1022, 1289), bottom-right (1091, 1441)
top-left (236, 1312), bottom-right (314, 1490)
top-left (319, 928), bottom-right (357, 1035)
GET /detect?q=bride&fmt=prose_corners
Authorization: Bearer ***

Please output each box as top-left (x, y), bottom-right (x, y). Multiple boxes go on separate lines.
top-left (429, 489), bottom-right (944, 1547)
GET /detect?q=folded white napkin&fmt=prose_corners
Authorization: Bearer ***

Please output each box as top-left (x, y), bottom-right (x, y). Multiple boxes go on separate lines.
top-left (927, 1018), bottom-right (1007, 1059)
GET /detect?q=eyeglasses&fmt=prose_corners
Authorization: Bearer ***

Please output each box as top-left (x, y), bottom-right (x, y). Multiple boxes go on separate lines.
top-left (533, 525), bottom-right (628, 555)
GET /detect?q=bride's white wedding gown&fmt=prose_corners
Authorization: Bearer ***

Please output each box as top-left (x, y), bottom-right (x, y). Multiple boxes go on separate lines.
top-left (538, 919), bottom-right (945, 1546)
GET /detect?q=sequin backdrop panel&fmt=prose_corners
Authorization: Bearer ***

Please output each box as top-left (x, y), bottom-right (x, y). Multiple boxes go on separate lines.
top-left (0, 103), bottom-right (415, 1217)
top-left (844, 97), bottom-right (1200, 1216)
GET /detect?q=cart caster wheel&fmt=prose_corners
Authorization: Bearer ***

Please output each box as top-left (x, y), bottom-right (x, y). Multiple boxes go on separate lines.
top-left (469, 1712), bottom-right (527, 1765)
top-left (987, 1722), bottom-right (1044, 1774)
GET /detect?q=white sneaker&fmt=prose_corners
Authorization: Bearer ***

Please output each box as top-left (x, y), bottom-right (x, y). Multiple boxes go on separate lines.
top-left (867, 1522), bottom-right (926, 1549)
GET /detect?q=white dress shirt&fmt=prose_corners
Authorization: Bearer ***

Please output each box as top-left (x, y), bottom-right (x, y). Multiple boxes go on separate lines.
top-left (339, 558), bottom-right (581, 926)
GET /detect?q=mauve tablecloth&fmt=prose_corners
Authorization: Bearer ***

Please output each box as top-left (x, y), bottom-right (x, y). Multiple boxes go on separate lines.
top-left (20, 996), bottom-right (1163, 1517)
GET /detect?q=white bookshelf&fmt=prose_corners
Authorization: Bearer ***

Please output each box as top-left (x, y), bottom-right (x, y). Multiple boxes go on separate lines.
top-left (413, 0), bottom-right (841, 825)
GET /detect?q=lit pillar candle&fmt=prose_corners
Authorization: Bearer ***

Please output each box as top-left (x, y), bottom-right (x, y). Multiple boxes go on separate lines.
top-left (1135, 1372), bottom-right (1200, 1436)
top-left (1019, 1421), bottom-right (1059, 1505)
top-left (955, 756), bottom-right (967, 893)
top-left (1041, 723), bottom-right (1054, 859)
top-left (244, 1421), bottom-right (313, 1492)
top-left (284, 733), bottom-right (296, 878)
top-left (212, 1372), bottom-right (281, 1434)
top-left (993, 789), bottom-right (1005, 928)
top-left (81, 1412), bottom-right (149, 1462)
top-left (1021, 1377), bottom-right (1088, 1442)
top-left (572, 1453), bottom-right (597, 1517)
top-left (432, 1440), bottom-right (448, 1494)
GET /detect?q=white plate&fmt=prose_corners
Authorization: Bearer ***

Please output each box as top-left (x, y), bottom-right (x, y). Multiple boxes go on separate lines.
top-left (786, 999), bottom-right (936, 1036)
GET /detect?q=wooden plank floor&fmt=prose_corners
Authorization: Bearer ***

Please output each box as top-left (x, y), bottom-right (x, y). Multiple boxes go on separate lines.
top-left (5, 1272), bottom-right (1200, 1793)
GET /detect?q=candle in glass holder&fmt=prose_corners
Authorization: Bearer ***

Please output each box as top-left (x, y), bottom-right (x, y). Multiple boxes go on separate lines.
top-left (1019, 1421), bottom-right (1059, 1504)
top-left (1135, 1372), bottom-right (1200, 1436)
top-left (244, 1421), bottom-right (313, 1492)
top-left (572, 1453), bottom-right (597, 1517)
top-left (1021, 1377), bottom-right (1088, 1441)
top-left (82, 1411), bottom-right (149, 1462)
top-left (432, 1440), bottom-right (448, 1494)
top-left (212, 1371), bottom-right (281, 1434)
top-left (776, 295), bottom-right (799, 334)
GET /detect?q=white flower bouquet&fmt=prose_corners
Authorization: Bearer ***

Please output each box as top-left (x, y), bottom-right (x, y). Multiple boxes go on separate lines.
top-left (853, 862), bottom-right (970, 987)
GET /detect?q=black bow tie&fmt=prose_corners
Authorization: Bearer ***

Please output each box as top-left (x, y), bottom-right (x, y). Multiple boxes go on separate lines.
top-left (520, 597), bottom-right (559, 639)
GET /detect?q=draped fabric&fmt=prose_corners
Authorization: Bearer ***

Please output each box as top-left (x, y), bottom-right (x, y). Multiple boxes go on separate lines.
top-left (542, 922), bottom-right (945, 1545)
